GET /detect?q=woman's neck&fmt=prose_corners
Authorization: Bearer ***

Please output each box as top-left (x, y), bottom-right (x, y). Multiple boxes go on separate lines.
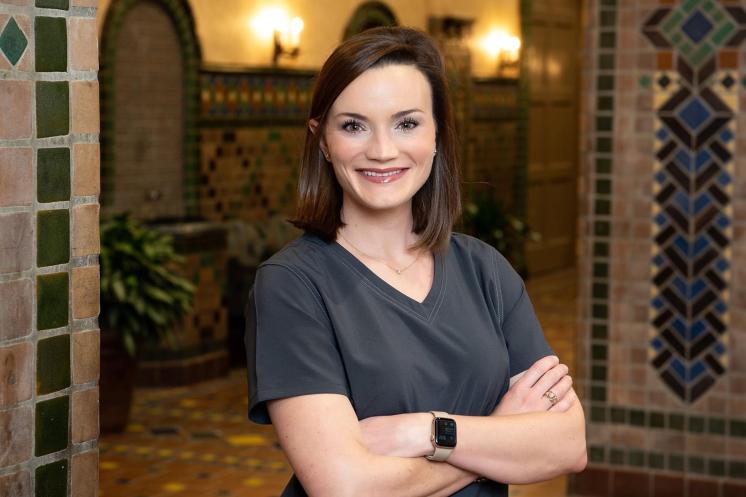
top-left (337, 202), bottom-right (420, 259)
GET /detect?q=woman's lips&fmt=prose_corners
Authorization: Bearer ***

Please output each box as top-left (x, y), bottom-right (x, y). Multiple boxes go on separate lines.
top-left (356, 168), bottom-right (408, 184)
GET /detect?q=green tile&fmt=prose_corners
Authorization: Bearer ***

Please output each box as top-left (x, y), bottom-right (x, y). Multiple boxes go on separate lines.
top-left (592, 278), bottom-right (609, 296)
top-left (707, 417), bottom-right (725, 435)
top-left (36, 0), bottom-right (69, 9)
top-left (688, 416), bottom-right (705, 433)
top-left (629, 450), bottom-right (645, 467)
top-left (591, 324), bottom-right (608, 340)
top-left (596, 179), bottom-right (611, 195)
top-left (591, 364), bottom-right (607, 381)
top-left (598, 75), bottom-right (614, 91)
top-left (36, 81), bottom-right (69, 138)
top-left (35, 17), bottom-right (66, 72)
top-left (610, 448), bottom-right (624, 465)
top-left (37, 209), bottom-right (69, 267)
top-left (595, 198), bottom-right (611, 216)
top-left (599, 53), bottom-right (614, 70)
top-left (596, 116), bottom-right (613, 132)
top-left (36, 335), bottom-right (70, 395)
top-left (597, 95), bottom-right (613, 111)
top-left (596, 158), bottom-right (612, 174)
top-left (650, 411), bottom-right (665, 429)
top-left (596, 137), bottom-right (612, 153)
top-left (668, 454), bottom-right (684, 472)
top-left (35, 459), bottom-right (67, 497)
top-left (35, 396), bottom-right (69, 456)
top-left (610, 406), bottom-right (625, 423)
top-left (592, 344), bottom-right (608, 361)
top-left (0, 17), bottom-right (29, 66)
top-left (669, 413), bottom-right (685, 431)
top-left (689, 456), bottom-right (706, 474)
top-left (630, 409), bottom-right (645, 426)
top-left (589, 446), bottom-right (605, 463)
top-left (639, 74), bottom-right (652, 89)
top-left (729, 461), bottom-right (746, 479)
top-left (730, 420), bottom-right (746, 437)
top-left (36, 272), bottom-right (68, 330)
top-left (649, 452), bottom-right (665, 469)
top-left (599, 31), bottom-right (616, 49)
top-left (593, 242), bottom-right (609, 258)
top-left (600, 10), bottom-right (616, 27)
top-left (591, 405), bottom-right (606, 423)
top-left (709, 459), bottom-right (726, 477)
top-left (37, 148), bottom-right (70, 203)
top-left (594, 221), bottom-right (610, 237)
top-left (591, 385), bottom-right (606, 402)
top-left (592, 304), bottom-right (608, 319)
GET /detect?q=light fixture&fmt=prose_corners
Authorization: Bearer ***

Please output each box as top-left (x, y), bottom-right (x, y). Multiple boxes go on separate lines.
top-left (249, 7), bottom-right (304, 65)
top-left (482, 29), bottom-right (521, 77)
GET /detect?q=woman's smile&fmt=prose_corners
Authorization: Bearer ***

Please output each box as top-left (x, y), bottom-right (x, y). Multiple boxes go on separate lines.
top-left (356, 167), bottom-right (410, 183)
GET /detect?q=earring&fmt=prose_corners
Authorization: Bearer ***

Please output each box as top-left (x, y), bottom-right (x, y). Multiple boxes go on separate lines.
top-left (433, 149), bottom-right (437, 156)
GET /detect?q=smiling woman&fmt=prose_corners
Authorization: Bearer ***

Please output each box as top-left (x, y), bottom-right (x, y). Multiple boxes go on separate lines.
top-left (244, 27), bottom-right (586, 497)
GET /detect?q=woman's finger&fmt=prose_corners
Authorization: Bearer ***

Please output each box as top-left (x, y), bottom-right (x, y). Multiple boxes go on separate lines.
top-left (512, 355), bottom-right (559, 391)
top-left (532, 362), bottom-right (569, 398)
top-left (549, 388), bottom-right (576, 413)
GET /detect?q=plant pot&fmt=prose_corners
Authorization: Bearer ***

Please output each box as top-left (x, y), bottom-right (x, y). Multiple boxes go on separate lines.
top-left (99, 330), bottom-right (138, 434)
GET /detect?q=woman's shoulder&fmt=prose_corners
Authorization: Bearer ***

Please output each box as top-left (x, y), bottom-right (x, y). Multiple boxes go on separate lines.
top-left (449, 231), bottom-right (504, 263)
top-left (257, 232), bottom-right (334, 281)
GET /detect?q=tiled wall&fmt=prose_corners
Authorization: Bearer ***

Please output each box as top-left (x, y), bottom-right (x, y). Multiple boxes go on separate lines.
top-left (574, 1), bottom-right (746, 496)
top-left (0, 0), bottom-right (100, 496)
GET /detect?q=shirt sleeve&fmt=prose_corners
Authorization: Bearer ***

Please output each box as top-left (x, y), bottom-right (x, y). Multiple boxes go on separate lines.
top-left (244, 263), bottom-right (350, 424)
top-left (493, 250), bottom-right (555, 377)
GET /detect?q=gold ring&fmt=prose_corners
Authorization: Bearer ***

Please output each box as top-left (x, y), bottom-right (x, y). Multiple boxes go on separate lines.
top-left (543, 390), bottom-right (559, 405)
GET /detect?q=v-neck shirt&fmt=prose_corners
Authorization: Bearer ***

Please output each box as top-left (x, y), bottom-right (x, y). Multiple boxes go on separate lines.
top-left (245, 232), bottom-right (553, 497)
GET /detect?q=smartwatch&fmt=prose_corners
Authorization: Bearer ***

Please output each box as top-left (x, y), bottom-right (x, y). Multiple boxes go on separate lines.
top-left (426, 411), bottom-right (457, 462)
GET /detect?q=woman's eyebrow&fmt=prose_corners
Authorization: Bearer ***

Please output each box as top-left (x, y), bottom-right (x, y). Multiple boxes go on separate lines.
top-left (334, 109), bottom-right (424, 120)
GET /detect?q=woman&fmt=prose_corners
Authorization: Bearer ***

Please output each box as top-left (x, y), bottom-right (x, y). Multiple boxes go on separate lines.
top-left (245, 27), bottom-right (586, 497)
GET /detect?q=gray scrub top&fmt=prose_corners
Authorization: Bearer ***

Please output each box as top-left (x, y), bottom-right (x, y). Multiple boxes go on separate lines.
top-left (245, 232), bottom-right (553, 497)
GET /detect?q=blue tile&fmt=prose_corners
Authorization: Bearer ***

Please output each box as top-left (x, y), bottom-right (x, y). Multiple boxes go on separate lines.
top-left (692, 235), bottom-right (709, 257)
top-left (681, 10), bottom-right (714, 43)
top-left (0, 17), bottom-right (28, 66)
top-left (720, 129), bottom-right (733, 143)
top-left (652, 337), bottom-right (663, 350)
top-left (656, 127), bottom-right (669, 141)
top-left (679, 98), bottom-right (711, 131)
top-left (695, 150), bottom-right (711, 171)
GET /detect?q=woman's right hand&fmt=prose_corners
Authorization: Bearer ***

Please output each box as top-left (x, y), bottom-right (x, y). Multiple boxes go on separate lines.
top-left (491, 355), bottom-right (576, 415)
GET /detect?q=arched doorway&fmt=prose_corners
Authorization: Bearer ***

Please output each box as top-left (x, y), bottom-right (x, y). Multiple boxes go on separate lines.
top-left (343, 1), bottom-right (398, 40)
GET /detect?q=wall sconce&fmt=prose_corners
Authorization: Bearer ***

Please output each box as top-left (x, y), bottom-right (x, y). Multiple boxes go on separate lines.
top-left (482, 29), bottom-right (521, 78)
top-left (250, 7), bottom-right (304, 65)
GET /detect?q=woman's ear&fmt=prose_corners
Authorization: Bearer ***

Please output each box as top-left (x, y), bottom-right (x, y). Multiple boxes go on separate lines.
top-left (309, 119), bottom-right (330, 160)
top-left (308, 118), bottom-right (320, 135)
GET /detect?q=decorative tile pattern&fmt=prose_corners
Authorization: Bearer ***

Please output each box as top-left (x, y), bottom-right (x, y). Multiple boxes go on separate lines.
top-left (36, 334), bottom-right (70, 395)
top-left (0, 17), bottom-right (28, 66)
top-left (37, 148), bottom-right (70, 203)
top-left (35, 0), bottom-right (69, 9)
top-left (36, 272), bottom-right (68, 330)
top-left (34, 459), bottom-right (67, 497)
top-left (37, 209), bottom-right (69, 267)
top-left (642, 2), bottom-right (746, 403)
top-left (35, 396), bottom-right (69, 456)
top-left (34, 16), bottom-right (66, 72)
top-left (36, 81), bottom-right (69, 138)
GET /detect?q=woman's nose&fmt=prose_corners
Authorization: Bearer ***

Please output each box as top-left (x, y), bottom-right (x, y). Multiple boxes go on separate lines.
top-left (366, 131), bottom-right (398, 162)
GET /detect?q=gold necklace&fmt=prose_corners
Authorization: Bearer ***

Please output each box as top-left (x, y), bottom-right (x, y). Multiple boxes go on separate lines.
top-left (337, 230), bottom-right (422, 275)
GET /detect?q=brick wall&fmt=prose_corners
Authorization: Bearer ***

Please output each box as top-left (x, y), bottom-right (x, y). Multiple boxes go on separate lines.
top-left (0, 0), bottom-right (100, 496)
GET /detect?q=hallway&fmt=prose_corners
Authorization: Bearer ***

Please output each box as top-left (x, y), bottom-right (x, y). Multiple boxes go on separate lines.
top-left (99, 268), bottom-right (578, 497)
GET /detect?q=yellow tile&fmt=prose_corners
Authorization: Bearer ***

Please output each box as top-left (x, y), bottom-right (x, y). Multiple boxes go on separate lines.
top-left (227, 435), bottom-right (267, 446)
top-left (242, 477), bottom-right (264, 488)
top-left (162, 483), bottom-right (186, 493)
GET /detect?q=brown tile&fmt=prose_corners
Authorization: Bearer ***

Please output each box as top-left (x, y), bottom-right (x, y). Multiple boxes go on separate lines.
top-left (72, 450), bottom-right (98, 497)
top-left (0, 81), bottom-right (32, 140)
top-left (612, 469), bottom-right (649, 497)
top-left (0, 148), bottom-right (33, 207)
top-left (0, 342), bottom-right (33, 408)
top-left (720, 50), bottom-right (738, 69)
top-left (687, 478), bottom-right (719, 497)
top-left (73, 143), bottom-right (100, 197)
top-left (68, 17), bottom-right (98, 71)
top-left (652, 474), bottom-right (683, 497)
top-left (0, 278), bottom-right (32, 341)
top-left (72, 203), bottom-right (99, 257)
top-left (0, 212), bottom-right (33, 273)
top-left (72, 387), bottom-right (99, 443)
top-left (71, 265), bottom-right (99, 319)
top-left (656, 52), bottom-right (673, 70)
top-left (0, 469), bottom-right (31, 497)
top-left (71, 0), bottom-right (98, 6)
top-left (571, 467), bottom-right (610, 496)
top-left (0, 404), bottom-right (32, 466)
top-left (70, 81), bottom-right (100, 134)
top-left (72, 329), bottom-right (99, 384)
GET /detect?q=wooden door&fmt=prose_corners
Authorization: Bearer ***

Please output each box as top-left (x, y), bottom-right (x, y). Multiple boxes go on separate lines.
top-left (524, 0), bottom-right (581, 275)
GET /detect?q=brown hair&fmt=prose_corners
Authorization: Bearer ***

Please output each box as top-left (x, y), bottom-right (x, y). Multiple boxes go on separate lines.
top-left (289, 26), bottom-right (461, 252)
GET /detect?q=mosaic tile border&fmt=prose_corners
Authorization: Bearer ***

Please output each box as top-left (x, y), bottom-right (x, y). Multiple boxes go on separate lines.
top-left (100, 0), bottom-right (202, 217)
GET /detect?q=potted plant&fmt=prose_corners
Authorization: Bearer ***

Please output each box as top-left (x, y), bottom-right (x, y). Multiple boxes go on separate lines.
top-left (460, 189), bottom-right (540, 278)
top-left (99, 213), bottom-right (196, 433)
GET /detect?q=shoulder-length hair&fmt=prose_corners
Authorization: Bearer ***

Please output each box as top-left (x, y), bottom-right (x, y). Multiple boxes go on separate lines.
top-left (289, 26), bottom-right (461, 252)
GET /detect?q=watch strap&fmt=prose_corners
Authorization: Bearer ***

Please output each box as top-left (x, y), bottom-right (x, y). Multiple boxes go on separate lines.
top-left (426, 411), bottom-right (454, 462)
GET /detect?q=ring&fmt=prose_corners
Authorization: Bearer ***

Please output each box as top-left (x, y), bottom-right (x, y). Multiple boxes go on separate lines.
top-left (543, 390), bottom-right (559, 405)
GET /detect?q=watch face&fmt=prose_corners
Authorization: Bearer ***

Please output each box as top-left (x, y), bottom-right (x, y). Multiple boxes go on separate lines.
top-left (434, 418), bottom-right (457, 448)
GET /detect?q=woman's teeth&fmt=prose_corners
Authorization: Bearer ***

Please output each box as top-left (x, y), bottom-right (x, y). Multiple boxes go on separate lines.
top-left (362, 170), bottom-right (402, 177)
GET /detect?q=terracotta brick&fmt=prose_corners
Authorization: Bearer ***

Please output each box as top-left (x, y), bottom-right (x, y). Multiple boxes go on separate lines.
top-left (71, 0), bottom-right (98, 6)
top-left (71, 265), bottom-right (99, 319)
top-left (0, 278), bottom-right (32, 341)
top-left (72, 329), bottom-right (99, 384)
top-left (0, 342), bottom-right (33, 408)
top-left (72, 203), bottom-right (99, 256)
top-left (70, 80), bottom-right (99, 134)
top-left (0, 14), bottom-right (32, 72)
top-left (71, 450), bottom-right (98, 497)
top-left (0, 470), bottom-right (31, 497)
top-left (0, 212), bottom-right (33, 273)
top-left (69, 17), bottom-right (98, 71)
top-left (0, 404), bottom-right (32, 466)
top-left (0, 148), bottom-right (33, 207)
top-left (72, 387), bottom-right (98, 443)
top-left (0, 81), bottom-right (32, 140)
top-left (73, 143), bottom-right (100, 196)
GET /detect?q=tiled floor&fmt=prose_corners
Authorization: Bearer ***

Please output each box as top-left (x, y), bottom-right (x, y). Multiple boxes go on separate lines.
top-left (100, 267), bottom-right (578, 497)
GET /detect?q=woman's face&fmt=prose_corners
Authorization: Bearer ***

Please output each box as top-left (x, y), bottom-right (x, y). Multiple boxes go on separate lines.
top-left (320, 63), bottom-right (437, 216)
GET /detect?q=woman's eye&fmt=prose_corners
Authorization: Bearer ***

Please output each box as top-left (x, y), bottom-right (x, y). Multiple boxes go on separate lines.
top-left (397, 119), bottom-right (419, 130)
top-left (342, 120), bottom-right (365, 133)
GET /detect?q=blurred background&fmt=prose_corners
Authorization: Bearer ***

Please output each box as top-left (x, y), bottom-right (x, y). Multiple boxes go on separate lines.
top-left (0, 0), bottom-right (745, 496)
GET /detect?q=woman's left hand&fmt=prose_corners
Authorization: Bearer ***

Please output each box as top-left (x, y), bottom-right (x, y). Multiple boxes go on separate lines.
top-left (358, 412), bottom-right (432, 458)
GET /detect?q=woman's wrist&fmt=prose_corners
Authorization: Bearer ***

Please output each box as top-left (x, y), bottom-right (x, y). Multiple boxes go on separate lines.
top-left (411, 412), bottom-right (435, 457)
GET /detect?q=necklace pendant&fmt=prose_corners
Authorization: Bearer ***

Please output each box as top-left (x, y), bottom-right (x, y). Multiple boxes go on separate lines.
top-left (395, 269), bottom-right (402, 275)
